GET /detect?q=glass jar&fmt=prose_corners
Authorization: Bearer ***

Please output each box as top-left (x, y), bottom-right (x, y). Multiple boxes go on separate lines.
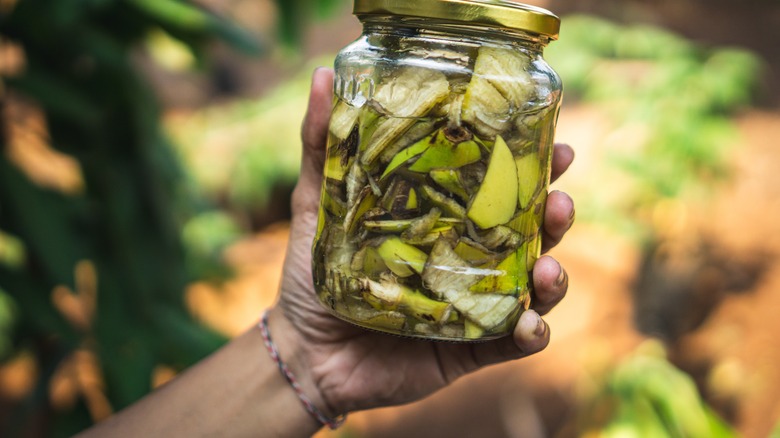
top-left (312, 0), bottom-right (562, 341)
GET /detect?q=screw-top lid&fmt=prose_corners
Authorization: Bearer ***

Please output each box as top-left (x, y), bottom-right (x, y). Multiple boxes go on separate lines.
top-left (353, 0), bottom-right (560, 39)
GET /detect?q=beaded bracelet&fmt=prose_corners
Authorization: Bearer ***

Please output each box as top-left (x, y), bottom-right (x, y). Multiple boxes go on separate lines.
top-left (258, 311), bottom-right (346, 430)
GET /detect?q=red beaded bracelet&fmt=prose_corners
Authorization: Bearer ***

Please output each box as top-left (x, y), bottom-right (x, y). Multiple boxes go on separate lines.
top-left (258, 311), bottom-right (346, 430)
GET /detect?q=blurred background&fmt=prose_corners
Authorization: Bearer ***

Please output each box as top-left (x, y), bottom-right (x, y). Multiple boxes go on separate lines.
top-left (0, 0), bottom-right (778, 436)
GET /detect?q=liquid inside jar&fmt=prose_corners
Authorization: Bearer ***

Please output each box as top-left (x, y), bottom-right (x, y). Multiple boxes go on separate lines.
top-left (313, 44), bottom-right (559, 341)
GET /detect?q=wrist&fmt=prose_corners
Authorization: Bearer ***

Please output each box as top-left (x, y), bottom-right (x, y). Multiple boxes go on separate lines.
top-left (263, 307), bottom-right (346, 427)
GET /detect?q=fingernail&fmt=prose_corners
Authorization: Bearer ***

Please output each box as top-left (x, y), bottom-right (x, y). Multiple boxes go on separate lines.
top-left (519, 310), bottom-right (545, 340)
top-left (534, 315), bottom-right (546, 337)
top-left (555, 262), bottom-right (567, 287)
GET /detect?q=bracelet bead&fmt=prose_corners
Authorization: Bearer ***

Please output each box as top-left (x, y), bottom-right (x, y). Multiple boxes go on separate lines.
top-left (258, 311), bottom-right (346, 430)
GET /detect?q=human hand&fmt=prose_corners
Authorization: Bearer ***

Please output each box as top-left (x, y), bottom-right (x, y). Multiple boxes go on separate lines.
top-left (266, 67), bottom-right (575, 420)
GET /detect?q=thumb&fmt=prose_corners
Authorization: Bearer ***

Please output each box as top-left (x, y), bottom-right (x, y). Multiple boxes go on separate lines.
top-left (292, 67), bottom-right (335, 219)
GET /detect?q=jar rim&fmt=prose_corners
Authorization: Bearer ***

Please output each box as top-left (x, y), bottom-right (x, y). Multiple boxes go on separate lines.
top-left (353, 0), bottom-right (560, 40)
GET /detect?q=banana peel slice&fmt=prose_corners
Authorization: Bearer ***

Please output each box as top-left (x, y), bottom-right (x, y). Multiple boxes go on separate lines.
top-left (351, 246), bottom-right (388, 277)
top-left (378, 120), bottom-right (438, 164)
top-left (380, 178), bottom-right (419, 218)
top-left (420, 185), bottom-right (467, 219)
top-left (373, 67), bottom-right (450, 117)
top-left (461, 76), bottom-right (510, 138)
top-left (467, 135), bottom-right (518, 229)
top-left (461, 46), bottom-right (534, 138)
top-left (430, 169), bottom-right (470, 202)
top-left (454, 238), bottom-right (494, 266)
top-left (329, 99), bottom-right (361, 140)
top-left (325, 154), bottom-right (352, 182)
top-left (346, 301), bottom-right (407, 331)
top-left (473, 46), bottom-right (533, 107)
top-left (364, 278), bottom-right (452, 324)
top-left (514, 151), bottom-right (543, 210)
top-left (422, 240), bottom-right (519, 330)
top-left (380, 135), bottom-right (431, 180)
top-left (377, 236), bottom-right (428, 278)
top-left (361, 67), bottom-right (449, 166)
top-left (469, 244), bottom-right (531, 296)
top-left (344, 187), bottom-right (377, 235)
top-left (408, 134), bottom-right (481, 173)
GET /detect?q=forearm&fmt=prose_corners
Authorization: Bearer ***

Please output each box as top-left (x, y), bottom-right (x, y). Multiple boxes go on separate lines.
top-left (78, 323), bottom-right (322, 438)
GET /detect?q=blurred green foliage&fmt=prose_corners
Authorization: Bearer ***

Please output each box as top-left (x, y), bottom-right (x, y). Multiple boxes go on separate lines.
top-left (166, 57), bottom-right (333, 221)
top-left (0, 288), bottom-right (18, 359)
top-left (0, 230), bottom-right (26, 271)
top-left (275, 0), bottom-right (349, 47)
top-left (547, 15), bottom-right (762, 240)
top-left (578, 341), bottom-right (735, 437)
top-left (181, 211), bottom-right (242, 281)
top-left (771, 420), bottom-right (780, 438)
top-left (0, 0), bottom-right (348, 433)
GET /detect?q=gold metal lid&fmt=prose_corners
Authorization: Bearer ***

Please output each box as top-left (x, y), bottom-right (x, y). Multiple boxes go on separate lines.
top-left (353, 0), bottom-right (560, 39)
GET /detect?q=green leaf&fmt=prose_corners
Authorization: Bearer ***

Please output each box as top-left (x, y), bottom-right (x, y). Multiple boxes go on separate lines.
top-left (274, 0), bottom-right (308, 47)
top-left (209, 16), bottom-right (264, 55)
top-left (0, 288), bottom-right (19, 360)
top-left (128, 0), bottom-right (262, 54)
top-left (0, 268), bottom-right (77, 344)
top-left (99, 333), bottom-right (158, 408)
top-left (127, 0), bottom-right (211, 30)
top-left (5, 73), bottom-right (101, 127)
top-left (0, 158), bottom-right (87, 286)
top-left (182, 211), bottom-right (240, 281)
top-left (314, 0), bottom-right (348, 19)
top-left (152, 305), bottom-right (226, 367)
